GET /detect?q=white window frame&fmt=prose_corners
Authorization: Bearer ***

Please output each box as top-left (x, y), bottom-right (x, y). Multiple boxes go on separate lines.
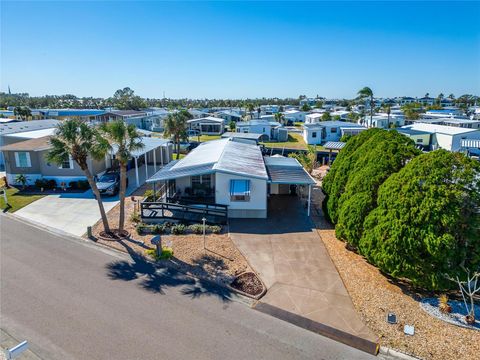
top-left (14, 152), bottom-right (31, 168)
top-left (59, 155), bottom-right (74, 169)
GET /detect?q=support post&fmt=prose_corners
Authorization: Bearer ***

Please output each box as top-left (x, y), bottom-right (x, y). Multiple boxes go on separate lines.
top-left (328, 149), bottom-right (332, 165)
top-left (153, 148), bottom-right (157, 173)
top-left (134, 156), bottom-right (140, 188)
top-left (160, 146), bottom-right (164, 166)
top-left (307, 184), bottom-right (311, 217)
top-left (145, 152), bottom-right (148, 180)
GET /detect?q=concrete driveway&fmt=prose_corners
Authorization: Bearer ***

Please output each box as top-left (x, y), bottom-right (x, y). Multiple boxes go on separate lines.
top-left (229, 195), bottom-right (378, 354)
top-left (15, 165), bottom-right (156, 236)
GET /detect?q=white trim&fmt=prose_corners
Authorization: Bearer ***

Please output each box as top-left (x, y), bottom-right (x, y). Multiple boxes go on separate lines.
top-left (14, 152), bottom-right (31, 168)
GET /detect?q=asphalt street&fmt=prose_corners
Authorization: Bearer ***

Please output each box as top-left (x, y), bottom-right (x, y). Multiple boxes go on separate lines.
top-left (0, 214), bottom-right (377, 360)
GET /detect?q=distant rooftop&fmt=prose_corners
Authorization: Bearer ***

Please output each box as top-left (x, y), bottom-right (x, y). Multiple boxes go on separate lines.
top-left (402, 123), bottom-right (479, 135)
top-left (0, 119), bottom-right (60, 136)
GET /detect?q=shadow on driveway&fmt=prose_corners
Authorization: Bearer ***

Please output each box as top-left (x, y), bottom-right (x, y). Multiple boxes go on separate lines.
top-left (105, 240), bottom-right (234, 303)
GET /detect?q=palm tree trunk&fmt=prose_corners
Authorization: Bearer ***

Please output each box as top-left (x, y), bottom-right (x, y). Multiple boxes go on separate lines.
top-left (176, 136), bottom-right (180, 160)
top-left (118, 163), bottom-right (127, 231)
top-left (370, 95), bottom-right (373, 125)
top-left (82, 165), bottom-right (111, 233)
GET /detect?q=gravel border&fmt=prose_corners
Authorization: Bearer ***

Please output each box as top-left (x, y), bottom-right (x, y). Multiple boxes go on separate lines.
top-left (419, 298), bottom-right (480, 331)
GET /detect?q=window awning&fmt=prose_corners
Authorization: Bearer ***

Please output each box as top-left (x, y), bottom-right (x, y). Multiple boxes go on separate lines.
top-left (230, 179), bottom-right (250, 196)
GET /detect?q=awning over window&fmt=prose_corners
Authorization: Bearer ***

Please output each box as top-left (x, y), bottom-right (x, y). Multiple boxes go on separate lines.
top-left (230, 179), bottom-right (250, 196)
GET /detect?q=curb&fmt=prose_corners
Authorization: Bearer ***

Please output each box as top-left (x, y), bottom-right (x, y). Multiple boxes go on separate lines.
top-left (253, 302), bottom-right (379, 355)
top-left (379, 346), bottom-right (422, 360)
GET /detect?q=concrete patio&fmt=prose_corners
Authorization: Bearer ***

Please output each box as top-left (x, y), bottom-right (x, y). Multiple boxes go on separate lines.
top-left (229, 195), bottom-right (378, 354)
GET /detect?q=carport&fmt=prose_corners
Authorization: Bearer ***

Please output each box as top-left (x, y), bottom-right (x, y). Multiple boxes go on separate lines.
top-left (109, 137), bottom-right (172, 188)
top-left (265, 156), bottom-right (316, 216)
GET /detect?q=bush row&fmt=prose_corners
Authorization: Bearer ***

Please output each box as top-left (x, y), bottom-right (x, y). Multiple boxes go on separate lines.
top-left (322, 129), bottom-right (480, 290)
top-left (136, 222), bottom-right (221, 236)
top-left (33, 178), bottom-right (90, 190)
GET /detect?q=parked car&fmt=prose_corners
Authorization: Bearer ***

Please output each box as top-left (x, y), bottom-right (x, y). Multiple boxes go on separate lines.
top-left (95, 170), bottom-right (129, 196)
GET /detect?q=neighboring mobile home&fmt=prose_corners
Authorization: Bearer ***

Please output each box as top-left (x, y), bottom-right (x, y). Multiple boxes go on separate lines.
top-left (303, 121), bottom-right (366, 145)
top-left (187, 117), bottom-right (225, 135)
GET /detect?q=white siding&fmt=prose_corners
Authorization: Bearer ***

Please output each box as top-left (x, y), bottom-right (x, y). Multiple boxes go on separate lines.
top-left (215, 172), bottom-right (267, 218)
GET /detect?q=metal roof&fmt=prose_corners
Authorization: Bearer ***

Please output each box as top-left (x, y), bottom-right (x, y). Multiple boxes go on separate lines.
top-left (214, 140), bottom-right (268, 179)
top-left (323, 141), bottom-right (346, 150)
top-left (109, 137), bottom-right (170, 158)
top-left (147, 138), bottom-right (268, 182)
top-left (5, 128), bottom-right (57, 139)
top-left (146, 162), bottom-right (215, 182)
top-left (265, 156), bottom-right (315, 185)
top-left (0, 119), bottom-right (60, 136)
top-left (221, 132), bottom-right (263, 140)
top-left (172, 139), bottom-right (227, 169)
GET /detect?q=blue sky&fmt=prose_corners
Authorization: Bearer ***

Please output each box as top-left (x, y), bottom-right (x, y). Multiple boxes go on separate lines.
top-left (1, 1), bottom-right (479, 99)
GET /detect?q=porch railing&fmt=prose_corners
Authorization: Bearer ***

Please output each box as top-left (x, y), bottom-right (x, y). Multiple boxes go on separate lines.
top-left (140, 201), bottom-right (228, 225)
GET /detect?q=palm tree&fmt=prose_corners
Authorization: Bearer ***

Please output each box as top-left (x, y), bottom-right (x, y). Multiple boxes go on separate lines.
top-left (15, 174), bottom-right (28, 190)
top-left (357, 87), bottom-right (374, 126)
top-left (100, 121), bottom-right (144, 232)
top-left (163, 112), bottom-right (188, 160)
top-left (437, 93), bottom-right (444, 106)
top-left (47, 119), bottom-right (111, 233)
top-left (247, 103), bottom-right (255, 119)
top-left (274, 112), bottom-right (285, 125)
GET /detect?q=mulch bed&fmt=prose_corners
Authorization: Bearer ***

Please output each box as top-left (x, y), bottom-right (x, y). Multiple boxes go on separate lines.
top-left (230, 272), bottom-right (264, 297)
top-left (98, 229), bottom-right (130, 241)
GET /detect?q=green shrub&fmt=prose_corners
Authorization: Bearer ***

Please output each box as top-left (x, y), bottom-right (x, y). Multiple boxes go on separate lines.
top-left (171, 224), bottom-right (186, 235)
top-left (136, 222), bottom-right (148, 235)
top-left (145, 247), bottom-right (174, 261)
top-left (207, 225), bottom-right (221, 234)
top-left (130, 212), bottom-right (141, 224)
top-left (188, 224), bottom-right (204, 234)
top-left (153, 224), bottom-right (167, 234)
top-left (360, 150), bottom-right (480, 290)
top-left (143, 190), bottom-right (154, 202)
top-left (77, 180), bottom-right (90, 190)
top-left (34, 179), bottom-right (45, 189)
top-left (46, 179), bottom-right (57, 189)
top-left (69, 181), bottom-right (78, 189)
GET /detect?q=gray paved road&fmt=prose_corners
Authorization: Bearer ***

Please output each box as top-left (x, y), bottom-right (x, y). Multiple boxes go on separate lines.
top-left (0, 215), bottom-right (376, 360)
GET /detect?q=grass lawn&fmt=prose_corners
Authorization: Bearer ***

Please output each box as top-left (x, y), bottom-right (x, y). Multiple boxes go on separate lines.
top-left (0, 187), bottom-right (45, 213)
top-left (173, 153), bottom-right (187, 160)
top-left (261, 133), bottom-right (308, 150)
top-left (189, 134), bottom-right (222, 142)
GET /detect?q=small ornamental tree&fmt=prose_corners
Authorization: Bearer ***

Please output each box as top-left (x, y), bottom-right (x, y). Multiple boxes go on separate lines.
top-left (360, 150), bottom-right (480, 290)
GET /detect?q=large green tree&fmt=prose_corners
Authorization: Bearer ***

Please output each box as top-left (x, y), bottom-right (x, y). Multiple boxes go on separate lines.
top-left (322, 129), bottom-right (420, 246)
top-left (163, 111), bottom-right (189, 159)
top-left (100, 121), bottom-right (144, 232)
top-left (47, 120), bottom-right (111, 232)
top-left (110, 87), bottom-right (147, 110)
top-left (360, 150), bottom-right (480, 290)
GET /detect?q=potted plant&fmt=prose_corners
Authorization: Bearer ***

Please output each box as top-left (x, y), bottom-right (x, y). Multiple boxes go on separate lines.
top-left (465, 314), bottom-right (475, 325)
top-left (439, 294), bottom-right (452, 314)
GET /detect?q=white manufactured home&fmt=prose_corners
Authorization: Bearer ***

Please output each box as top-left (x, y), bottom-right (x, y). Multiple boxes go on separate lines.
top-left (144, 138), bottom-right (315, 220)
